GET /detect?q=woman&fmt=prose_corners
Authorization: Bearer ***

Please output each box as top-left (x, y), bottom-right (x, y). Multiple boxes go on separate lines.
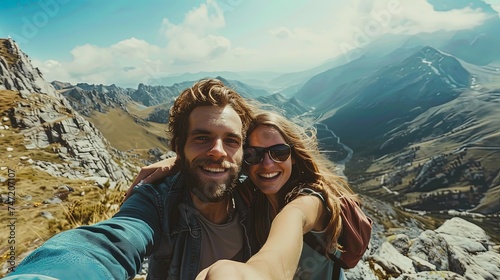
top-left (220, 111), bottom-right (356, 279)
top-left (128, 111), bottom-right (358, 279)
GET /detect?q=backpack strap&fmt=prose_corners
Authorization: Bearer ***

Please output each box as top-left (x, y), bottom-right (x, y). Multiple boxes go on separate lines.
top-left (285, 187), bottom-right (331, 213)
top-left (287, 187), bottom-right (343, 278)
top-left (303, 232), bottom-right (342, 279)
top-left (296, 187), bottom-right (373, 278)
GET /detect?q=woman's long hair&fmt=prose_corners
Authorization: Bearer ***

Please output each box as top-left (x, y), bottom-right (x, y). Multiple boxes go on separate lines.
top-left (243, 111), bottom-right (357, 254)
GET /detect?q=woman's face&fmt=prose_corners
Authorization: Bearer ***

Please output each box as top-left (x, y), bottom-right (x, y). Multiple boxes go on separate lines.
top-left (245, 125), bottom-right (293, 195)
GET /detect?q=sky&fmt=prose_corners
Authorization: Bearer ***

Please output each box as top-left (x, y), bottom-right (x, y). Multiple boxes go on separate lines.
top-left (1, 0), bottom-right (500, 88)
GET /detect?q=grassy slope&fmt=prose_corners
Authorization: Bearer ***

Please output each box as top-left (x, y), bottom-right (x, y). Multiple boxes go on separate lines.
top-left (86, 107), bottom-right (169, 153)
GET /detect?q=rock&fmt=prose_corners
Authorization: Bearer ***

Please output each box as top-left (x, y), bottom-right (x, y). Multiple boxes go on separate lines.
top-left (409, 255), bottom-right (437, 271)
top-left (40, 211), bottom-right (54, 220)
top-left (25, 143), bottom-right (37, 150)
top-left (370, 242), bottom-right (416, 276)
top-left (6, 147), bottom-right (13, 152)
top-left (43, 197), bottom-right (63, 204)
top-left (86, 176), bottom-right (110, 188)
top-left (408, 230), bottom-right (449, 271)
top-left (364, 217), bottom-right (500, 280)
top-left (436, 217), bottom-right (490, 246)
top-left (394, 271), bottom-right (465, 280)
top-left (345, 260), bottom-right (378, 280)
top-left (388, 234), bottom-right (411, 256)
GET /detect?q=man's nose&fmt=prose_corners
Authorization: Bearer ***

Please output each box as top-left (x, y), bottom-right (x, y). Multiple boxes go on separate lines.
top-left (207, 139), bottom-right (227, 158)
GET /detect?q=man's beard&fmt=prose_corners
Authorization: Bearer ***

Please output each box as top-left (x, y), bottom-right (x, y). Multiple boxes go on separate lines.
top-left (184, 157), bottom-right (241, 203)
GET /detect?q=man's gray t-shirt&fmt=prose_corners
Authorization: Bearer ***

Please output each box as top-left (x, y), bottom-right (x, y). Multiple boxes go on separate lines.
top-left (194, 212), bottom-right (245, 271)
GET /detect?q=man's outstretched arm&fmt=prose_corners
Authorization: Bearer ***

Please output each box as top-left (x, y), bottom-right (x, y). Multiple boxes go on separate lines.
top-left (6, 185), bottom-right (163, 280)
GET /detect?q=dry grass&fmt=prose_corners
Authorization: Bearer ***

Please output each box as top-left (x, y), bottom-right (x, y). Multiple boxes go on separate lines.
top-left (0, 40), bottom-right (18, 66)
top-left (126, 101), bottom-right (159, 118)
top-left (0, 90), bottom-right (21, 113)
top-left (86, 107), bottom-right (168, 153)
top-left (0, 101), bottom-right (126, 275)
top-left (47, 186), bottom-right (124, 234)
top-left (0, 163), bottom-right (125, 276)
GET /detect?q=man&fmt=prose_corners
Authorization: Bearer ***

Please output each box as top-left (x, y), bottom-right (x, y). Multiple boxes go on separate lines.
top-left (6, 79), bottom-right (259, 280)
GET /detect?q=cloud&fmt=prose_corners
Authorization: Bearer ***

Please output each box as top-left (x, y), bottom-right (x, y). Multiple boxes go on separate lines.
top-left (270, 27), bottom-right (292, 39)
top-left (370, 0), bottom-right (491, 35)
top-left (30, 0), bottom-right (495, 87)
top-left (32, 0), bottom-right (231, 87)
top-left (33, 37), bottom-right (163, 87)
top-left (161, 0), bottom-right (230, 64)
top-left (33, 59), bottom-right (72, 83)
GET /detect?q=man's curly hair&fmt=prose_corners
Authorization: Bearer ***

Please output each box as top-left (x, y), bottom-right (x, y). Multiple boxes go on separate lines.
top-left (168, 78), bottom-right (256, 159)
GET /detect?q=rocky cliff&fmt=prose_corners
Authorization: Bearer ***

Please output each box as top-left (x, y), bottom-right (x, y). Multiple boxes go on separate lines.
top-left (0, 38), bottom-right (133, 186)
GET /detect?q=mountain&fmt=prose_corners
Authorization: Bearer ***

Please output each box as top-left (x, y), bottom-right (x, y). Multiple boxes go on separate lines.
top-left (293, 45), bottom-right (424, 107)
top-left (55, 83), bottom-right (132, 117)
top-left (291, 44), bottom-right (500, 217)
top-left (431, 0), bottom-right (500, 65)
top-left (255, 92), bottom-right (311, 118)
top-left (215, 76), bottom-right (270, 99)
top-left (149, 70), bottom-right (284, 92)
top-left (268, 53), bottom-right (362, 94)
top-left (357, 0), bottom-right (500, 67)
top-left (1, 38), bottom-right (133, 183)
top-left (304, 46), bottom-right (471, 155)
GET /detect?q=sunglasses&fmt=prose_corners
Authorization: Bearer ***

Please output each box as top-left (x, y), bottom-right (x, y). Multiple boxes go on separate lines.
top-left (243, 143), bottom-right (293, 165)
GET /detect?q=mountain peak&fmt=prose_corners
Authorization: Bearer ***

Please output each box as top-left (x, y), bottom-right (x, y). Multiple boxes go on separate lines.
top-left (0, 38), bottom-right (58, 97)
top-left (0, 38), bottom-right (20, 66)
top-left (417, 46), bottom-right (452, 60)
top-left (401, 46), bottom-right (471, 88)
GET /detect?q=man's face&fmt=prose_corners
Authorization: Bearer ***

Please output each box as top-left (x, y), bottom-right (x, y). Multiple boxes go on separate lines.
top-left (182, 105), bottom-right (243, 202)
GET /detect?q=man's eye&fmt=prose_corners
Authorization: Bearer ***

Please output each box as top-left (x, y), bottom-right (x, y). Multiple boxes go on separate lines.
top-left (225, 138), bottom-right (240, 145)
top-left (194, 136), bottom-right (210, 141)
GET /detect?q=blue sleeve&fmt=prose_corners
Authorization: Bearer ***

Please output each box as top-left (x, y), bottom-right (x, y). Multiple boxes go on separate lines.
top-left (7, 184), bottom-right (163, 280)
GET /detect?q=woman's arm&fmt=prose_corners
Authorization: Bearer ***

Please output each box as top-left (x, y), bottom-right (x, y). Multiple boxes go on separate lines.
top-left (124, 156), bottom-right (177, 201)
top-left (197, 195), bottom-right (326, 280)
